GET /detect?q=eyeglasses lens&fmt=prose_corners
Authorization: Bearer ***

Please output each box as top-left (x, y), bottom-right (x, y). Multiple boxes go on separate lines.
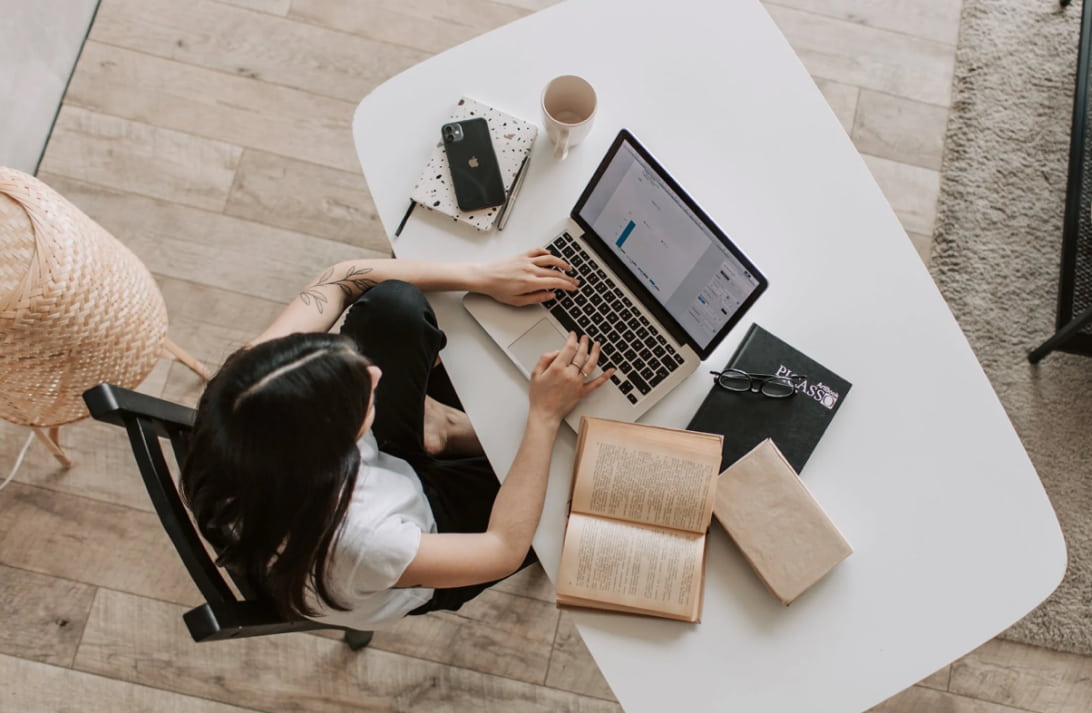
top-left (760, 378), bottom-right (797, 398)
top-left (716, 372), bottom-right (751, 392)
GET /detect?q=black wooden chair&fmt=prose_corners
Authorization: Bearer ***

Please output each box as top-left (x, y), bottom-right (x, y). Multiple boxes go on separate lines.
top-left (82, 383), bottom-right (373, 650)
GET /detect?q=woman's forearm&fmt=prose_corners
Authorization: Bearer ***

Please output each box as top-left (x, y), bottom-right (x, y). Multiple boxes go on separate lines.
top-left (395, 333), bottom-right (608, 589)
top-left (250, 250), bottom-right (577, 346)
top-left (483, 412), bottom-right (561, 572)
top-left (251, 259), bottom-right (479, 345)
top-left (393, 411), bottom-right (562, 589)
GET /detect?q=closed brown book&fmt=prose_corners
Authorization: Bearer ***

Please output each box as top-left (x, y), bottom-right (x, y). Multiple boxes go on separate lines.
top-left (713, 439), bottom-right (851, 605)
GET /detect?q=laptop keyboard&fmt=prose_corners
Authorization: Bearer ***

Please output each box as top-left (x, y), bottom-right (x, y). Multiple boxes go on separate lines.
top-left (542, 232), bottom-right (685, 404)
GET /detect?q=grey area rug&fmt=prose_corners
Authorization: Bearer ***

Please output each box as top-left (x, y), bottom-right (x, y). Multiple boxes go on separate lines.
top-left (932, 0), bottom-right (1092, 655)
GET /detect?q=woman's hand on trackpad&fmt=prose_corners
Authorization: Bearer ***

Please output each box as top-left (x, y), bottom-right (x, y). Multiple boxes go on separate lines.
top-left (528, 332), bottom-right (614, 424)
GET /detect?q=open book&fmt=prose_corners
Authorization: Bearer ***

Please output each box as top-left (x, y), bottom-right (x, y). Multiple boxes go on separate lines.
top-left (555, 417), bottom-right (723, 622)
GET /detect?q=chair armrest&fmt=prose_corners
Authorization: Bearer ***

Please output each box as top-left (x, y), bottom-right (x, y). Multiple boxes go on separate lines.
top-left (83, 383), bottom-right (196, 432)
top-left (183, 601), bottom-right (329, 641)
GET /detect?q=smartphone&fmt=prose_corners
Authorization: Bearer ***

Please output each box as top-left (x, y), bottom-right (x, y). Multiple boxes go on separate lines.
top-left (441, 118), bottom-right (506, 212)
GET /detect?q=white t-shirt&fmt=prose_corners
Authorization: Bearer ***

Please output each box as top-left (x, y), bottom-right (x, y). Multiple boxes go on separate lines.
top-left (306, 431), bottom-right (436, 630)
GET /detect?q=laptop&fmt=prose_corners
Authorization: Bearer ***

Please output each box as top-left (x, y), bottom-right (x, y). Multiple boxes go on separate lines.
top-left (464, 129), bottom-right (767, 429)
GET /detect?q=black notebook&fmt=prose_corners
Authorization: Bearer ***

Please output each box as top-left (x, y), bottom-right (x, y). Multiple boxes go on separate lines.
top-left (687, 324), bottom-right (851, 474)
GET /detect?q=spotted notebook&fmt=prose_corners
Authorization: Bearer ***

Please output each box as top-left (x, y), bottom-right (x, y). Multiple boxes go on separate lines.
top-left (410, 97), bottom-right (537, 232)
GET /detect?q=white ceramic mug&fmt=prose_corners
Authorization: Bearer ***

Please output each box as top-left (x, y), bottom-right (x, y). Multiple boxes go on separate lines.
top-left (541, 75), bottom-right (597, 160)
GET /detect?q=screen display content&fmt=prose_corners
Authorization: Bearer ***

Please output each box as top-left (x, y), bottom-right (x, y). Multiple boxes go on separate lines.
top-left (576, 138), bottom-right (763, 350)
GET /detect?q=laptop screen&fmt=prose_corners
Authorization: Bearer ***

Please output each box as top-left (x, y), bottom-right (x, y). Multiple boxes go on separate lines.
top-left (572, 131), bottom-right (766, 355)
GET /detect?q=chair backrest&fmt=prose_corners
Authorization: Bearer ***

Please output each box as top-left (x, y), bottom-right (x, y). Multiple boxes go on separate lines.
top-left (83, 383), bottom-right (327, 641)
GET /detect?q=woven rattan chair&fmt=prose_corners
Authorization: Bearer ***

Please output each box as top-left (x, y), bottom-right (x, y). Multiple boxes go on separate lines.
top-left (0, 168), bottom-right (209, 467)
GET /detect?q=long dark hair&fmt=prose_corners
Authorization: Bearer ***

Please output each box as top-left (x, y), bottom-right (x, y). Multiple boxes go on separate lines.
top-left (181, 332), bottom-right (374, 618)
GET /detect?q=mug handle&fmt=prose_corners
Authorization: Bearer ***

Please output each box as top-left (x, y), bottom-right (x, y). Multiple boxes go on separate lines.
top-left (553, 127), bottom-right (570, 160)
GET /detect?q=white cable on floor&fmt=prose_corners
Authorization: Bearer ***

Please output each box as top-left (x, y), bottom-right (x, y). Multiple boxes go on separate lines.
top-left (0, 432), bottom-right (35, 492)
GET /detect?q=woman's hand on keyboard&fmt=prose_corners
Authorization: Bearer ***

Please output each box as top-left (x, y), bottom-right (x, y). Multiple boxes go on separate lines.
top-left (473, 248), bottom-right (578, 306)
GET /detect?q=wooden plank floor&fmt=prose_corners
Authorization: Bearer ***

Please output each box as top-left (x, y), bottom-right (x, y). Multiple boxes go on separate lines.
top-left (4, 0), bottom-right (1090, 710)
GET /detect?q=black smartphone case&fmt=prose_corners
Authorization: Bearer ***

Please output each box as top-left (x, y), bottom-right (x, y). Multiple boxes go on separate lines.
top-left (442, 118), bottom-right (506, 212)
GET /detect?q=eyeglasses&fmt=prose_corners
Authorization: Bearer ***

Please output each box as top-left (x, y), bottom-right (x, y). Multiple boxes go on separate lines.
top-left (709, 369), bottom-right (806, 398)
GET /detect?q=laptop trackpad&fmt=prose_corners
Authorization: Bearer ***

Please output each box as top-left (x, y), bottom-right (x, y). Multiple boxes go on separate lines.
top-left (508, 318), bottom-right (567, 375)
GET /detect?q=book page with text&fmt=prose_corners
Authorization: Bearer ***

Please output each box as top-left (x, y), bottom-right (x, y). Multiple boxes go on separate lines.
top-left (571, 418), bottom-right (721, 532)
top-left (556, 513), bottom-right (705, 620)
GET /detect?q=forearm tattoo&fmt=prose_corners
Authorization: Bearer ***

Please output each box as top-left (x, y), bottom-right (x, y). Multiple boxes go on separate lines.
top-left (298, 265), bottom-right (378, 314)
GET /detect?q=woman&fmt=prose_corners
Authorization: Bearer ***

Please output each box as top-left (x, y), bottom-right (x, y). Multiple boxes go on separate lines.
top-left (181, 248), bottom-right (613, 630)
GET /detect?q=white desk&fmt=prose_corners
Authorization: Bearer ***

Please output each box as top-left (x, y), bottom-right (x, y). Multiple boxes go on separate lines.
top-left (352, 1), bottom-right (1066, 710)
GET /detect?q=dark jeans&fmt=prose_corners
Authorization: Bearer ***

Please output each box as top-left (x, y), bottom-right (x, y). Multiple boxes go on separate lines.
top-left (339, 280), bottom-right (534, 614)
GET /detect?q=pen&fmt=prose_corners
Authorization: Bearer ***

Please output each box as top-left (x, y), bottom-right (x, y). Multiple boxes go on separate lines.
top-left (497, 153), bottom-right (531, 231)
top-left (394, 199), bottom-right (415, 237)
